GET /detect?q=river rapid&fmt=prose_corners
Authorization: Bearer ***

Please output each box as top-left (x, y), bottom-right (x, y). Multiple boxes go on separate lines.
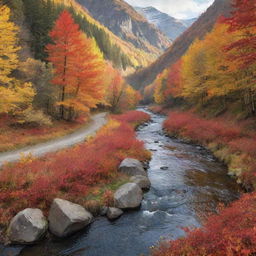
top-left (3, 108), bottom-right (240, 256)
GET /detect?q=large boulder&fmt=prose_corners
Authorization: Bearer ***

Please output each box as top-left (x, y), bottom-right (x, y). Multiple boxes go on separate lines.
top-left (107, 207), bottom-right (123, 220)
top-left (48, 198), bottom-right (93, 238)
top-left (130, 175), bottom-right (151, 190)
top-left (119, 158), bottom-right (147, 177)
top-left (7, 208), bottom-right (48, 244)
top-left (114, 183), bottom-right (143, 209)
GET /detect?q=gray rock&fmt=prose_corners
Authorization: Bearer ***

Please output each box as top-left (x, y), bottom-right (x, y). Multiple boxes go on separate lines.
top-left (114, 183), bottom-right (143, 209)
top-left (130, 175), bottom-right (151, 190)
top-left (7, 208), bottom-right (47, 244)
top-left (100, 206), bottom-right (108, 216)
top-left (49, 198), bottom-right (93, 237)
top-left (119, 158), bottom-right (147, 177)
top-left (107, 208), bottom-right (123, 220)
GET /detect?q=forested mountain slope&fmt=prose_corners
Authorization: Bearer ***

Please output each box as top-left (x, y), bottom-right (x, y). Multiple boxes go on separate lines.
top-left (127, 0), bottom-right (232, 89)
top-left (77, 0), bottom-right (171, 56)
top-left (10, 0), bottom-right (161, 70)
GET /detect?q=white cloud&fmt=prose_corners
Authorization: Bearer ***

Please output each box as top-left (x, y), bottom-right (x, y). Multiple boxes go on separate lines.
top-left (125, 0), bottom-right (214, 19)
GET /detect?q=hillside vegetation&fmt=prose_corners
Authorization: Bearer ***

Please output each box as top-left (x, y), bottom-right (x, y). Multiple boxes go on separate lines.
top-left (0, 2), bottom-right (142, 152)
top-left (78, 0), bottom-right (171, 56)
top-left (148, 0), bottom-right (256, 254)
top-left (127, 0), bottom-right (232, 89)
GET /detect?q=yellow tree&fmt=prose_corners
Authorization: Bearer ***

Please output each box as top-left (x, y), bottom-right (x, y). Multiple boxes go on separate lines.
top-left (181, 38), bottom-right (208, 104)
top-left (120, 85), bottom-right (141, 110)
top-left (0, 5), bottom-right (20, 84)
top-left (0, 5), bottom-right (35, 115)
top-left (203, 23), bottom-right (240, 99)
top-left (154, 69), bottom-right (168, 104)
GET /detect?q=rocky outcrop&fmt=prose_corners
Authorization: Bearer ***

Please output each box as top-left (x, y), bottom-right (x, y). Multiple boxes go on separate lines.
top-left (107, 208), bottom-right (123, 220)
top-left (48, 198), bottom-right (93, 238)
top-left (130, 175), bottom-right (151, 190)
top-left (119, 158), bottom-right (147, 177)
top-left (135, 6), bottom-right (196, 41)
top-left (7, 209), bottom-right (48, 244)
top-left (114, 183), bottom-right (143, 209)
top-left (77, 0), bottom-right (171, 54)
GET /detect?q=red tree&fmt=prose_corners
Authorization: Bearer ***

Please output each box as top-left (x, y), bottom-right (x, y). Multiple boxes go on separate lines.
top-left (224, 0), bottom-right (256, 67)
top-left (46, 10), bottom-right (104, 120)
top-left (165, 60), bottom-right (183, 98)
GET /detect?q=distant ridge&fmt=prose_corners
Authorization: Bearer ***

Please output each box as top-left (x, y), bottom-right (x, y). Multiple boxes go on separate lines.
top-left (135, 6), bottom-right (197, 40)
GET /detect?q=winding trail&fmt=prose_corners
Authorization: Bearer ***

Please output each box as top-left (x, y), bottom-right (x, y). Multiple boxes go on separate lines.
top-left (0, 112), bottom-right (108, 167)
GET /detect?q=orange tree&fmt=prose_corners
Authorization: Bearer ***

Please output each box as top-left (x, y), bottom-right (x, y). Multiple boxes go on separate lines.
top-left (46, 10), bottom-right (105, 120)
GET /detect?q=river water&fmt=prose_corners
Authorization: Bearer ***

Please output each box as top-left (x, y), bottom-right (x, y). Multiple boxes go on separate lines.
top-left (3, 109), bottom-right (240, 256)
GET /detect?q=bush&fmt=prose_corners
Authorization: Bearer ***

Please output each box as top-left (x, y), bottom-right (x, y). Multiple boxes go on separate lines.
top-left (152, 192), bottom-right (256, 256)
top-left (18, 107), bottom-right (52, 126)
top-left (0, 111), bottom-right (150, 226)
top-left (113, 110), bottom-right (150, 127)
top-left (164, 111), bottom-right (256, 189)
top-left (102, 190), bottom-right (114, 207)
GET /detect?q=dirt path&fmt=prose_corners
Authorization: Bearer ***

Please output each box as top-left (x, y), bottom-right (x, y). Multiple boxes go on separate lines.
top-left (0, 112), bottom-right (108, 167)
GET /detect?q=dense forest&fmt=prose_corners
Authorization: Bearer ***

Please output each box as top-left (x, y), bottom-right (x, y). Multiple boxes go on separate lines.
top-left (1, 1), bottom-right (140, 123)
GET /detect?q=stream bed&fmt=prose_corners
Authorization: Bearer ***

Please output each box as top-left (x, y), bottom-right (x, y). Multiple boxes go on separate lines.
top-left (3, 108), bottom-right (240, 256)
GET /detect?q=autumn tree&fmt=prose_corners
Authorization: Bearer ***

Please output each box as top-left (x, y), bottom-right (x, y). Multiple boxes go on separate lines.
top-left (46, 10), bottom-right (105, 120)
top-left (0, 5), bottom-right (35, 115)
top-left (143, 83), bottom-right (155, 104)
top-left (120, 85), bottom-right (141, 110)
top-left (154, 69), bottom-right (168, 104)
top-left (224, 0), bottom-right (256, 114)
top-left (201, 23), bottom-right (240, 102)
top-left (165, 60), bottom-right (183, 98)
top-left (105, 67), bottom-right (127, 112)
top-left (0, 5), bottom-right (20, 84)
top-left (224, 0), bottom-right (256, 68)
top-left (181, 38), bottom-right (209, 105)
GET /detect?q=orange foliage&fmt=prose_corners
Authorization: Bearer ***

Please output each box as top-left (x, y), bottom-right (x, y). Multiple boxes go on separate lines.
top-left (46, 10), bottom-right (105, 119)
top-left (105, 66), bottom-right (141, 112)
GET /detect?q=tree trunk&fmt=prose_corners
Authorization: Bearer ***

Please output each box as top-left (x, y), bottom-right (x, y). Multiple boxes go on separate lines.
top-left (60, 56), bottom-right (67, 119)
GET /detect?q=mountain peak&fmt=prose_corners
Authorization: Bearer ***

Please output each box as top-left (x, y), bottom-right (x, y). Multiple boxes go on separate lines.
top-left (134, 6), bottom-right (196, 41)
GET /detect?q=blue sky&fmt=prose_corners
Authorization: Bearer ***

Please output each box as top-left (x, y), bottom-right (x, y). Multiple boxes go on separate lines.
top-left (125, 0), bottom-right (214, 19)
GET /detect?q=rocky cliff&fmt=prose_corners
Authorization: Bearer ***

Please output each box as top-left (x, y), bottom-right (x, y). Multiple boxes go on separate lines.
top-left (135, 6), bottom-right (197, 41)
top-left (77, 0), bottom-right (171, 55)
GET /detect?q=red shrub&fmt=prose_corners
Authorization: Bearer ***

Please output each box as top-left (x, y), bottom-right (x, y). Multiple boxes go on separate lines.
top-left (0, 111), bottom-right (150, 226)
top-left (102, 190), bottom-right (114, 207)
top-left (113, 110), bottom-right (150, 127)
top-left (229, 137), bottom-right (256, 157)
top-left (152, 192), bottom-right (256, 256)
top-left (164, 112), bottom-right (242, 144)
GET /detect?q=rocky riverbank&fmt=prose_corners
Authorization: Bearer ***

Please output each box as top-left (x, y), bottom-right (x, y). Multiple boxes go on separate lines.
top-left (3, 158), bottom-right (151, 247)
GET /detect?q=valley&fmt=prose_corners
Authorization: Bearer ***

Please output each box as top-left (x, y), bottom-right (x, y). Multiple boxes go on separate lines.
top-left (0, 0), bottom-right (255, 255)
